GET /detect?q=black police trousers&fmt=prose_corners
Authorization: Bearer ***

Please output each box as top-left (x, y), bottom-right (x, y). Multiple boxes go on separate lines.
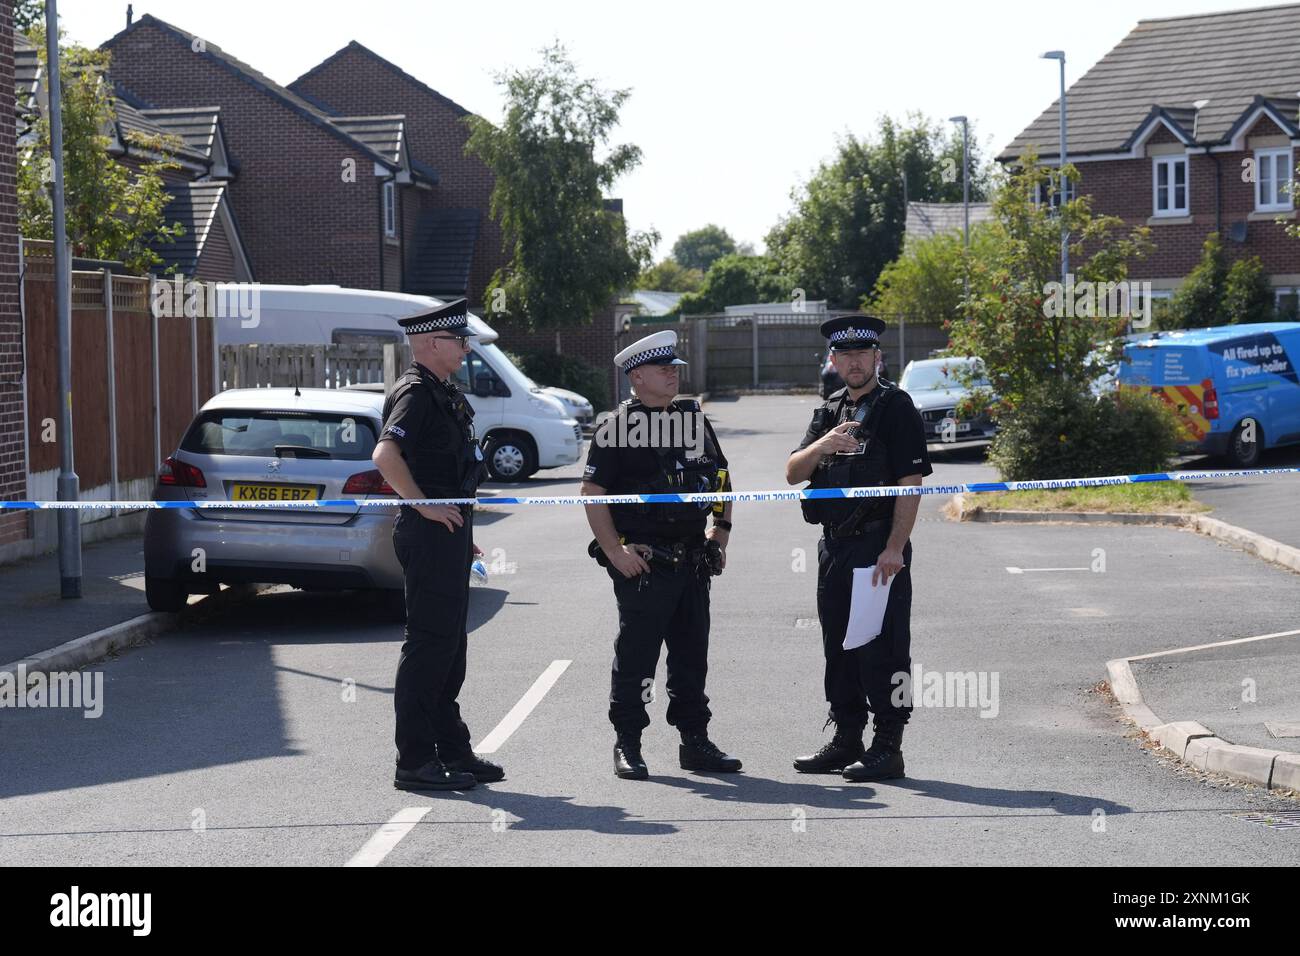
top-left (816, 527), bottom-right (914, 731)
top-left (392, 507), bottom-right (474, 770)
top-left (606, 543), bottom-right (712, 737)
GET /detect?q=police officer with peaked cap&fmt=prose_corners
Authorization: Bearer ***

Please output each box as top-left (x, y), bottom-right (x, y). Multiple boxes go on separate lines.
top-left (371, 298), bottom-right (502, 792)
top-left (785, 315), bottom-right (932, 782)
top-left (581, 330), bottom-right (743, 780)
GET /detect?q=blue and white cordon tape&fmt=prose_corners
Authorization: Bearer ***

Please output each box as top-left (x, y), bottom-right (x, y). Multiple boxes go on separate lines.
top-left (1, 467), bottom-right (1297, 510)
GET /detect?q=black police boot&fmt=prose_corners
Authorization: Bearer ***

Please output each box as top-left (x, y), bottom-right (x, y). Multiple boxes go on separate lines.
top-left (793, 721), bottom-right (866, 773)
top-left (614, 734), bottom-right (649, 780)
top-left (679, 731), bottom-right (743, 773)
top-left (843, 720), bottom-right (905, 782)
top-left (394, 757), bottom-right (477, 792)
top-left (441, 752), bottom-right (505, 783)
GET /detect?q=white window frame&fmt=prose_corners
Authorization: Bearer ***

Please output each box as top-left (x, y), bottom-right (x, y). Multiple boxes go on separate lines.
top-left (1034, 172), bottom-right (1075, 209)
top-left (1255, 147), bottom-right (1293, 212)
top-left (1152, 156), bottom-right (1189, 217)
top-left (383, 180), bottom-right (397, 238)
top-left (1275, 287), bottom-right (1299, 320)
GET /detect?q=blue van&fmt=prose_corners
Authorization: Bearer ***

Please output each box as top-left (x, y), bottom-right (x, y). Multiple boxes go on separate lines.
top-left (1118, 323), bottom-right (1300, 467)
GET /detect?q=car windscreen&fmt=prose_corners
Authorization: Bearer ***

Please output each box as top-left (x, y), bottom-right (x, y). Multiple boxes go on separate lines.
top-left (180, 410), bottom-right (377, 460)
top-left (902, 363), bottom-right (989, 391)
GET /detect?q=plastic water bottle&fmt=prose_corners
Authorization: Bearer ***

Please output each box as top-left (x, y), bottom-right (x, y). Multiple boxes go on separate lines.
top-left (469, 558), bottom-right (489, 587)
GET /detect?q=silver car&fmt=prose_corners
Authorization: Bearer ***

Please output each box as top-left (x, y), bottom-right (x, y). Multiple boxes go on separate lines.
top-left (144, 387), bottom-right (403, 612)
top-left (899, 357), bottom-right (998, 442)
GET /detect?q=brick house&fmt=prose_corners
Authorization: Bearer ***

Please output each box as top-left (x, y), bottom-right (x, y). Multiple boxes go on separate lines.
top-left (288, 40), bottom-right (507, 307)
top-left (14, 32), bottom-right (252, 280)
top-left (103, 14), bottom-right (433, 294)
top-left (1000, 4), bottom-right (1300, 315)
top-left (1, 4), bottom-right (24, 553)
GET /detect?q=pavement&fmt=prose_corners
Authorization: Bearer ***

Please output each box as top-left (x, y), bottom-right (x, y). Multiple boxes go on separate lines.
top-left (0, 535), bottom-right (155, 664)
top-left (0, 393), bottom-right (1297, 865)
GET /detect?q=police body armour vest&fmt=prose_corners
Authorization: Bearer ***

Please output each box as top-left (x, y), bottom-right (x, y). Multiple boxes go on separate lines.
top-left (610, 398), bottom-right (723, 527)
top-left (802, 384), bottom-right (899, 527)
top-left (389, 366), bottom-right (486, 497)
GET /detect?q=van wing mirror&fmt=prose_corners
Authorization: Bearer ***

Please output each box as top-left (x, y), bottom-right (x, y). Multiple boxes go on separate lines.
top-left (473, 373), bottom-right (494, 398)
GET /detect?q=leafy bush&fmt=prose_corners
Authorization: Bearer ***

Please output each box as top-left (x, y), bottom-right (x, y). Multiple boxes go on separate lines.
top-left (987, 379), bottom-right (1181, 480)
top-left (511, 349), bottom-right (611, 411)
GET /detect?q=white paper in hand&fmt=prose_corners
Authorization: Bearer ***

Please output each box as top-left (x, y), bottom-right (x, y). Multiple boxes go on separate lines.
top-left (843, 566), bottom-right (894, 650)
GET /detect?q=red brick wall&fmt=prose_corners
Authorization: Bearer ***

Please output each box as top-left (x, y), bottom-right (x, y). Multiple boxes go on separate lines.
top-left (289, 45), bottom-right (506, 306)
top-left (0, 4), bottom-right (26, 545)
top-left (492, 310), bottom-right (620, 407)
top-left (105, 21), bottom-right (386, 289)
top-left (1075, 117), bottom-right (1300, 283)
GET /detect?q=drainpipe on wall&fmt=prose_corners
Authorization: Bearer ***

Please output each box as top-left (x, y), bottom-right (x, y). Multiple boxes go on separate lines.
top-left (1204, 146), bottom-right (1222, 235)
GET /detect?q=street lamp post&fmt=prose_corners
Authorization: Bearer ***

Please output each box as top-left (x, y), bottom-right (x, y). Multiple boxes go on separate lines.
top-left (949, 115), bottom-right (970, 315)
top-left (1041, 50), bottom-right (1068, 284)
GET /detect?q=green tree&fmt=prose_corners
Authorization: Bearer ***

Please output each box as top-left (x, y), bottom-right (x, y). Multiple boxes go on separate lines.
top-left (675, 254), bottom-right (791, 314)
top-left (15, 0), bottom-right (44, 37)
top-left (766, 113), bottom-right (991, 308)
top-left (18, 32), bottom-right (184, 274)
top-left (636, 258), bottom-right (704, 293)
top-left (1223, 256), bottom-right (1274, 325)
top-left (671, 224), bottom-right (736, 272)
top-left (945, 150), bottom-right (1153, 412)
top-left (1165, 234), bottom-right (1273, 328)
top-left (465, 44), bottom-right (656, 330)
top-left (1167, 233), bottom-right (1225, 329)
top-left (868, 223), bottom-right (997, 322)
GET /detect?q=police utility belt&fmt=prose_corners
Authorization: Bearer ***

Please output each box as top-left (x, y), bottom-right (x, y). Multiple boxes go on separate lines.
top-left (801, 385), bottom-right (901, 538)
top-left (588, 536), bottom-right (724, 579)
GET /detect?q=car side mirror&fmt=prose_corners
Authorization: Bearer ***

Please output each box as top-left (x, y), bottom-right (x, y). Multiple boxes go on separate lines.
top-left (473, 373), bottom-right (494, 398)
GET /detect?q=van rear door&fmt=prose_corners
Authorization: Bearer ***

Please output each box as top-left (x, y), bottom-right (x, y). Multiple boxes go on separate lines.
top-left (1209, 328), bottom-right (1300, 445)
top-left (1120, 344), bottom-right (1212, 444)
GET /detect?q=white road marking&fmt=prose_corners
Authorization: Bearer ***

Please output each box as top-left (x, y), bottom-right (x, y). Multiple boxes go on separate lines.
top-left (475, 659), bottom-right (571, 754)
top-left (1124, 627), bottom-right (1300, 662)
top-left (343, 659), bottom-right (572, 866)
top-left (1005, 566), bottom-right (1090, 574)
top-left (344, 807), bottom-right (431, 868)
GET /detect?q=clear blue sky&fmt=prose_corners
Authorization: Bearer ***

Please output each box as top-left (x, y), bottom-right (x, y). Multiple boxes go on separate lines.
top-left (55, 0), bottom-right (1292, 260)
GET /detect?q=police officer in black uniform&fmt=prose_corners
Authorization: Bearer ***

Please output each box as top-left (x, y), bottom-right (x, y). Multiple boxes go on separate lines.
top-left (581, 331), bottom-right (743, 780)
top-left (371, 298), bottom-right (502, 792)
top-left (786, 315), bottom-right (932, 782)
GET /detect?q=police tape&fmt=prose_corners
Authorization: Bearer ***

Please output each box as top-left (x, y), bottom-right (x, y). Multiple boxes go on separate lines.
top-left (1, 466), bottom-right (1298, 510)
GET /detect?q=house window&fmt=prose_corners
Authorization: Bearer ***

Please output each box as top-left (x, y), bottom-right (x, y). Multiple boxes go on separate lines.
top-left (1034, 174), bottom-right (1075, 208)
top-left (383, 180), bottom-right (397, 238)
top-left (1276, 288), bottom-right (1299, 321)
top-left (1256, 148), bottom-right (1294, 212)
top-left (1153, 156), bottom-right (1188, 216)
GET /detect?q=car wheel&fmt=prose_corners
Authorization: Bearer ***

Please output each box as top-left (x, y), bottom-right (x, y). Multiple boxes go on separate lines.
top-left (1226, 419), bottom-right (1263, 468)
top-left (483, 432), bottom-right (538, 482)
top-left (145, 576), bottom-right (188, 613)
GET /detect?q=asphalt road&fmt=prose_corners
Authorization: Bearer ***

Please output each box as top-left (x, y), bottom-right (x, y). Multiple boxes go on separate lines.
top-left (1, 394), bottom-right (1297, 866)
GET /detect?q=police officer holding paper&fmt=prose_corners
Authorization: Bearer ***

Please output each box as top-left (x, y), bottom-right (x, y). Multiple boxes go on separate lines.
top-left (581, 330), bottom-right (742, 780)
top-left (372, 298), bottom-right (502, 792)
top-left (786, 315), bottom-right (932, 782)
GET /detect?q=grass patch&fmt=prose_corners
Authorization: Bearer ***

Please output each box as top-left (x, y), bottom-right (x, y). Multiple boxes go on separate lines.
top-left (968, 481), bottom-right (1209, 514)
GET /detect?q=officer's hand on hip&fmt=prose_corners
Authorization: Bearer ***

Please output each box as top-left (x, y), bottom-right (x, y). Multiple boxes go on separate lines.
top-left (706, 527), bottom-right (728, 569)
top-left (415, 503), bottom-right (464, 532)
top-left (607, 543), bottom-right (652, 579)
top-left (873, 546), bottom-right (904, 587)
top-left (814, 421), bottom-right (862, 456)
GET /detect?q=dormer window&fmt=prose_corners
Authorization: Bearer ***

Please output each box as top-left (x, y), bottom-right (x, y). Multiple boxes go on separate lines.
top-left (1152, 156), bottom-right (1188, 216)
top-left (1255, 147), bottom-right (1293, 212)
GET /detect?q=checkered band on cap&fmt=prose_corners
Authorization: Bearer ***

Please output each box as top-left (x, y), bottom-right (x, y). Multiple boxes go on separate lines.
top-left (404, 313), bottom-right (468, 335)
top-left (829, 327), bottom-right (879, 344)
top-left (622, 344), bottom-right (678, 372)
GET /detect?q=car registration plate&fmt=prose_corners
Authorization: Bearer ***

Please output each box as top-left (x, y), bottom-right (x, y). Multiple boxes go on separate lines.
top-left (229, 483), bottom-right (320, 501)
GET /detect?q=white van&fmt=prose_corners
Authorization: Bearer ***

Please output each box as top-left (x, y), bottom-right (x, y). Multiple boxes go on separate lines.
top-left (214, 284), bottom-right (589, 481)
